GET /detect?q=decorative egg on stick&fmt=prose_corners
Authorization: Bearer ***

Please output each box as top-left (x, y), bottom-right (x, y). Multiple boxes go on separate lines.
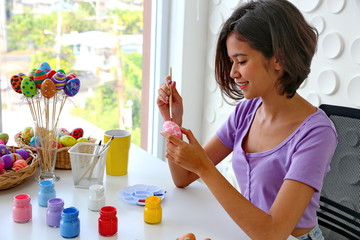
top-left (10, 75), bottom-right (23, 94)
top-left (52, 71), bottom-right (67, 91)
top-left (41, 79), bottom-right (57, 98)
top-left (33, 69), bottom-right (48, 89)
top-left (162, 121), bottom-right (182, 139)
top-left (28, 68), bottom-right (36, 80)
top-left (38, 61), bottom-right (51, 73)
top-left (0, 133), bottom-right (9, 145)
top-left (64, 77), bottom-right (80, 97)
top-left (21, 77), bottom-right (37, 98)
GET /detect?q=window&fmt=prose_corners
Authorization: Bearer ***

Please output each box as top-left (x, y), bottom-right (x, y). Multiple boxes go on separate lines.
top-left (0, 0), bottom-right (147, 148)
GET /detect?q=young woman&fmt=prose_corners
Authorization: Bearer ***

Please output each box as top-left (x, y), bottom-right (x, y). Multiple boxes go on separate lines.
top-left (157, 1), bottom-right (337, 239)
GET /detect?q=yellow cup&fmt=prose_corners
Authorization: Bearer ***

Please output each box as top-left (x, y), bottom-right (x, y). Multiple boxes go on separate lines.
top-left (104, 129), bottom-right (131, 176)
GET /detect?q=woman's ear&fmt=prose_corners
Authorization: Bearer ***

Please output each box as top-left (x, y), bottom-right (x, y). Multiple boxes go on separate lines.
top-left (273, 56), bottom-right (282, 71)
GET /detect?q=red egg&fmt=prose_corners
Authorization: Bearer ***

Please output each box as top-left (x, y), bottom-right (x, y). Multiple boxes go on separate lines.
top-left (70, 128), bottom-right (84, 139)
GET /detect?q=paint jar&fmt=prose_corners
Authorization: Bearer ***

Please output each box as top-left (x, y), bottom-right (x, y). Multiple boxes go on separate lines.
top-left (88, 184), bottom-right (105, 211)
top-left (144, 196), bottom-right (162, 224)
top-left (13, 194), bottom-right (32, 223)
top-left (98, 206), bottom-right (118, 236)
top-left (38, 180), bottom-right (56, 207)
top-left (46, 198), bottom-right (64, 227)
top-left (60, 207), bottom-right (80, 238)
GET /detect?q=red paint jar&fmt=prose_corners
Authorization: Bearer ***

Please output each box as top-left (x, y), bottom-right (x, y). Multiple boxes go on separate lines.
top-left (98, 206), bottom-right (118, 236)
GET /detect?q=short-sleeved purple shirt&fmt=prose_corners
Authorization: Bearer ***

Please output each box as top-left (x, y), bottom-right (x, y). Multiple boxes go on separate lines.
top-left (216, 98), bottom-right (337, 228)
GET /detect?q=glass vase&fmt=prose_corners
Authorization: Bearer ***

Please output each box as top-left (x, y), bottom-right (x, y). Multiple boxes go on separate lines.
top-left (34, 125), bottom-right (60, 182)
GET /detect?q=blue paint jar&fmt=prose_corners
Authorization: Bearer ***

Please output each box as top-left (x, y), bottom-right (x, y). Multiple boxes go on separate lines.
top-left (46, 198), bottom-right (64, 227)
top-left (60, 207), bottom-right (80, 238)
top-left (38, 180), bottom-right (56, 207)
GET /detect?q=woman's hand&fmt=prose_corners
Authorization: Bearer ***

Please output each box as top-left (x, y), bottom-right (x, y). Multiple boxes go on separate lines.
top-left (161, 127), bottom-right (214, 176)
top-left (157, 76), bottom-right (183, 126)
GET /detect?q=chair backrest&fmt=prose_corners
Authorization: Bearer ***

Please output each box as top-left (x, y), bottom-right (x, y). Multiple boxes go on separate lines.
top-left (317, 104), bottom-right (360, 240)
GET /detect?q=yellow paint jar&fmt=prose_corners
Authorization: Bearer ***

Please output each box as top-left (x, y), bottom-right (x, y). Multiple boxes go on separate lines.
top-left (144, 196), bottom-right (162, 224)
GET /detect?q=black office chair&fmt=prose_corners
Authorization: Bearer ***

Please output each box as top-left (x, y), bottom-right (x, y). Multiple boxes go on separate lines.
top-left (317, 104), bottom-right (360, 240)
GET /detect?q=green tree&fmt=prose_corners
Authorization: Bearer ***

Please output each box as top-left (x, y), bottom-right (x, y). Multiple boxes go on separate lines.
top-left (71, 81), bottom-right (119, 130)
top-left (30, 45), bottom-right (75, 73)
top-left (121, 52), bottom-right (142, 128)
top-left (110, 9), bottom-right (143, 34)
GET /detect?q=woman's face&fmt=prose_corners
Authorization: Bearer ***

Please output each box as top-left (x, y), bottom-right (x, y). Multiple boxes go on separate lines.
top-left (226, 33), bottom-right (282, 99)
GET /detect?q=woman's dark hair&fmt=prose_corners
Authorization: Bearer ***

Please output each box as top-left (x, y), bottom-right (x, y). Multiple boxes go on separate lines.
top-left (215, 0), bottom-right (318, 100)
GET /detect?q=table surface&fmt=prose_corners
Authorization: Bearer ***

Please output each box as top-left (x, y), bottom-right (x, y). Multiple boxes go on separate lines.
top-left (0, 145), bottom-right (297, 240)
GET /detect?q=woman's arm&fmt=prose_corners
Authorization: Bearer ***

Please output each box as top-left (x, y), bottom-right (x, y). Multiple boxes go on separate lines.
top-left (162, 128), bottom-right (314, 240)
top-left (168, 135), bottom-right (233, 188)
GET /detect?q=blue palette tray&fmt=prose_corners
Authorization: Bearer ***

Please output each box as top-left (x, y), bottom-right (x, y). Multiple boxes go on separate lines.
top-left (118, 184), bottom-right (166, 206)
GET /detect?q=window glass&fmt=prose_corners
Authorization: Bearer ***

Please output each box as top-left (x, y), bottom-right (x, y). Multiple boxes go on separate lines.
top-left (0, 0), bottom-right (144, 147)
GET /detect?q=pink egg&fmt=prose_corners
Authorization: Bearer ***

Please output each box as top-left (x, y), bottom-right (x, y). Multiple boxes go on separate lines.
top-left (162, 121), bottom-right (182, 139)
top-left (0, 158), bottom-right (4, 170)
top-left (12, 159), bottom-right (28, 171)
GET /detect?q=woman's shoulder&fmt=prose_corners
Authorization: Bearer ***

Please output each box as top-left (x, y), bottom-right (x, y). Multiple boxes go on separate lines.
top-left (235, 97), bottom-right (262, 113)
top-left (299, 108), bottom-right (338, 138)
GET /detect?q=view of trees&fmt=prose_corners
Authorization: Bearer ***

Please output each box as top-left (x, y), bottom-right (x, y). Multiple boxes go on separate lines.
top-left (5, 1), bottom-right (143, 145)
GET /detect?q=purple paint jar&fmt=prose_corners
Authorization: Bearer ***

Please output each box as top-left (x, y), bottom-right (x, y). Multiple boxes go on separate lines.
top-left (46, 198), bottom-right (64, 227)
top-left (13, 194), bottom-right (32, 223)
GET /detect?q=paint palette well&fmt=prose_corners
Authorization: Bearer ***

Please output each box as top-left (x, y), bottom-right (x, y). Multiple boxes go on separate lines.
top-left (118, 184), bottom-right (166, 206)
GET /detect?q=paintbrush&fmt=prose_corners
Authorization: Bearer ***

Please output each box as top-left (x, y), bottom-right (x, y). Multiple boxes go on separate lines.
top-left (87, 140), bottom-right (102, 180)
top-left (169, 67), bottom-right (173, 121)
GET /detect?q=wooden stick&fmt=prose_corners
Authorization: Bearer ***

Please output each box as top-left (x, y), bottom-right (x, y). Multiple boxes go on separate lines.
top-left (169, 67), bottom-right (173, 121)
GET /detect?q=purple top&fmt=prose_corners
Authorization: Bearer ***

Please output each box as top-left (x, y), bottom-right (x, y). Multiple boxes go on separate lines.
top-left (216, 98), bottom-right (337, 228)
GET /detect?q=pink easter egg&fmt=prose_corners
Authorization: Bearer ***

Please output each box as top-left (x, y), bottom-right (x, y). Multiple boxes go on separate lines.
top-left (162, 121), bottom-right (182, 139)
top-left (0, 158), bottom-right (4, 170)
top-left (12, 159), bottom-right (28, 171)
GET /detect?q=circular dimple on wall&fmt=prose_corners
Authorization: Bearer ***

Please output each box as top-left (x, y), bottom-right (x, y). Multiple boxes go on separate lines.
top-left (292, 0), bottom-right (322, 13)
top-left (348, 76), bottom-right (360, 106)
top-left (327, 0), bottom-right (346, 13)
top-left (209, 10), bottom-right (223, 35)
top-left (206, 107), bottom-right (216, 123)
top-left (224, 0), bottom-right (241, 9)
top-left (350, 38), bottom-right (360, 64)
top-left (311, 16), bottom-right (325, 34)
top-left (318, 70), bottom-right (339, 95)
top-left (207, 73), bottom-right (217, 93)
top-left (322, 33), bottom-right (344, 59)
top-left (345, 130), bottom-right (360, 147)
top-left (213, 0), bottom-right (221, 5)
top-left (338, 155), bottom-right (359, 184)
top-left (217, 96), bottom-right (224, 108)
top-left (306, 92), bottom-right (321, 106)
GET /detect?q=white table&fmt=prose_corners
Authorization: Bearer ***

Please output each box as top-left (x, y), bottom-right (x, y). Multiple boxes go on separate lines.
top-left (1, 145), bottom-right (297, 240)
